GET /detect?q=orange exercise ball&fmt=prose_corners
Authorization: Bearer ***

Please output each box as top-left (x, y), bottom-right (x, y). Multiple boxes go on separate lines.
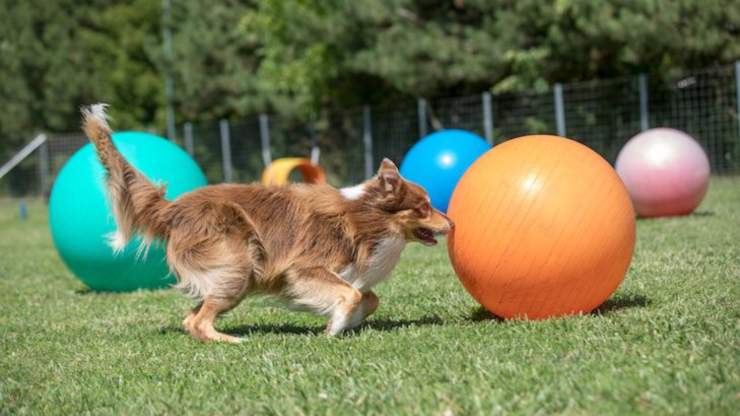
top-left (447, 135), bottom-right (636, 319)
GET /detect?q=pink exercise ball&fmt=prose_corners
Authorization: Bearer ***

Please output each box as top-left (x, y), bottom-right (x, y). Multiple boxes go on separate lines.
top-left (615, 128), bottom-right (710, 218)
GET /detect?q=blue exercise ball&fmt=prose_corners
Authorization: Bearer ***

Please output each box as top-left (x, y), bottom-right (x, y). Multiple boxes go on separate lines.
top-left (400, 129), bottom-right (491, 212)
top-left (49, 131), bottom-right (207, 292)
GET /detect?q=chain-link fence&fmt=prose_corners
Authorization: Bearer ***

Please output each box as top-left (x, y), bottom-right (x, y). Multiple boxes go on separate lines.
top-left (2, 63), bottom-right (739, 197)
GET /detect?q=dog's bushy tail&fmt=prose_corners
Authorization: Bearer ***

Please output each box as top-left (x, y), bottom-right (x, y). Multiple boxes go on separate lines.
top-left (82, 104), bottom-right (170, 254)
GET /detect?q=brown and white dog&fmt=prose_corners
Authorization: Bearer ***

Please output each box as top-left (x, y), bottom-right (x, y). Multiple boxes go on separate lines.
top-left (82, 104), bottom-right (452, 343)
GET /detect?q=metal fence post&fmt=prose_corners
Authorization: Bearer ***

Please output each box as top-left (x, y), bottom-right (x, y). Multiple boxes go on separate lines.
top-left (639, 73), bottom-right (650, 131)
top-left (37, 135), bottom-right (49, 195)
top-left (554, 83), bottom-right (566, 137)
top-left (363, 105), bottom-right (373, 179)
top-left (482, 92), bottom-right (494, 144)
top-left (259, 114), bottom-right (272, 167)
top-left (183, 123), bottom-right (194, 156)
top-left (735, 61), bottom-right (740, 139)
top-left (309, 119), bottom-right (320, 165)
top-left (219, 119), bottom-right (233, 182)
top-left (417, 98), bottom-right (428, 139)
top-left (162, 0), bottom-right (176, 142)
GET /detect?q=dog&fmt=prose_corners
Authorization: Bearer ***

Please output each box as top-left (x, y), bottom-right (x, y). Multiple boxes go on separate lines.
top-left (81, 104), bottom-right (453, 343)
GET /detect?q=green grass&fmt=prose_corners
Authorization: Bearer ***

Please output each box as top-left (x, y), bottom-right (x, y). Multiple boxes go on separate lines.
top-left (1, 178), bottom-right (739, 415)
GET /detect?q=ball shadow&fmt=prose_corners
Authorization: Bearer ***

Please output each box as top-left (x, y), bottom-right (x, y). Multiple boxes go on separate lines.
top-left (636, 210), bottom-right (714, 221)
top-left (593, 293), bottom-right (651, 315)
top-left (466, 293), bottom-right (651, 321)
top-left (468, 307), bottom-right (504, 322)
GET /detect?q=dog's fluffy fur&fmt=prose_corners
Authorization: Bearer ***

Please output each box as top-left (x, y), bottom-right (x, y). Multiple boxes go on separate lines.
top-left (82, 104), bottom-right (452, 342)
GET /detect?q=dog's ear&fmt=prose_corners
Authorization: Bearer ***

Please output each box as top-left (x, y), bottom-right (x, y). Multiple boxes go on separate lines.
top-left (377, 158), bottom-right (400, 193)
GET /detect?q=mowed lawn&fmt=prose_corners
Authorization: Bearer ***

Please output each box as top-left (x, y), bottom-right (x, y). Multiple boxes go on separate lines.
top-left (1, 178), bottom-right (738, 415)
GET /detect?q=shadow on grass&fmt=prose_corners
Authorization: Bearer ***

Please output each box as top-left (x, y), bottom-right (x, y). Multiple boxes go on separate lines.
top-left (468, 307), bottom-right (504, 322)
top-left (158, 315), bottom-right (445, 337)
top-left (465, 293), bottom-right (651, 321)
top-left (594, 293), bottom-right (651, 315)
top-left (363, 315), bottom-right (444, 331)
top-left (637, 210), bottom-right (714, 221)
top-left (228, 315), bottom-right (445, 336)
top-left (228, 322), bottom-right (324, 336)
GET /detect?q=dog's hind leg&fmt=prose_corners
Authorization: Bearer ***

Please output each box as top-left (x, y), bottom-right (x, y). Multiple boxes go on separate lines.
top-left (182, 301), bottom-right (202, 329)
top-left (182, 254), bottom-right (266, 343)
top-left (283, 267), bottom-right (363, 336)
top-left (186, 296), bottom-right (244, 343)
top-left (172, 239), bottom-right (252, 343)
top-left (169, 201), bottom-right (267, 343)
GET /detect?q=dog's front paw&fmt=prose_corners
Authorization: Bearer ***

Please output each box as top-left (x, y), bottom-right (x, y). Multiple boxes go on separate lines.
top-left (325, 319), bottom-right (347, 337)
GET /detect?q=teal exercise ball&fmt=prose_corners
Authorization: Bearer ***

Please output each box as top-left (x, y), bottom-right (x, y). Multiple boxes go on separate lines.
top-left (49, 131), bottom-right (207, 292)
top-left (400, 129), bottom-right (491, 212)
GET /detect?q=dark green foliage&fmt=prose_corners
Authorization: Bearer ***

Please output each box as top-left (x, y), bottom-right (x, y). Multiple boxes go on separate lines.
top-left (234, 0), bottom-right (740, 114)
top-left (0, 0), bottom-right (162, 157)
top-left (1, 0), bottom-right (738, 156)
top-left (169, 0), bottom-right (262, 122)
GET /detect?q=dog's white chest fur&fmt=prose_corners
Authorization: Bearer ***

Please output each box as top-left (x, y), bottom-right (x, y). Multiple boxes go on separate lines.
top-left (340, 237), bottom-right (406, 292)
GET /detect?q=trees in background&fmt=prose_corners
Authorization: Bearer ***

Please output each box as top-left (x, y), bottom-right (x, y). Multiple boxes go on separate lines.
top-left (2, 0), bottom-right (738, 156)
top-left (0, 0), bottom-right (162, 156)
top-left (169, 0), bottom-right (261, 122)
top-left (237, 0), bottom-right (739, 111)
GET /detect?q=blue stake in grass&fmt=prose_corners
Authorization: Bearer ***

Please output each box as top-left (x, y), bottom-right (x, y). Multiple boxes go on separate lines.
top-left (19, 200), bottom-right (27, 220)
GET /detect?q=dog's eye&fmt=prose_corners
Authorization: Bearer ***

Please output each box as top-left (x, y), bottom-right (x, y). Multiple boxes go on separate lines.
top-left (416, 202), bottom-right (431, 217)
